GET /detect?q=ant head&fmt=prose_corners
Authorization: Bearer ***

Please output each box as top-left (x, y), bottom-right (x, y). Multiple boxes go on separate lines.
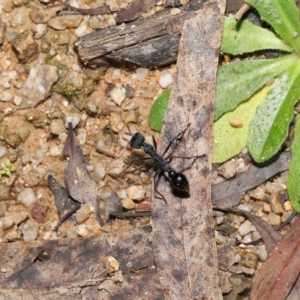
top-left (130, 132), bottom-right (145, 149)
top-left (168, 171), bottom-right (190, 193)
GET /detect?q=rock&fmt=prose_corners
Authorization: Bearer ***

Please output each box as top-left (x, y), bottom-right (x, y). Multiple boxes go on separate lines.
top-left (133, 68), bottom-right (148, 81)
top-left (159, 73), bottom-right (173, 88)
top-left (17, 187), bottom-right (37, 207)
top-left (269, 191), bottom-right (284, 214)
top-left (0, 202), bottom-right (6, 217)
top-left (112, 270), bottom-right (123, 283)
top-left (10, 30), bottom-right (39, 63)
top-left (122, 197), bottom-right (135, 210)
top-left (218, 160), bottom-right (236, 179)
top-left (248, 186), bottom-right (265, 201)
top-left (76, 204), bottom-right (92, 224)
top-left (31, 202), bottom-right (47, 223)
top-left (283, 200), bottom-right (293, 211)
top-left (20, 65), bottom-right (58, 108)
top-left (11, 211), bottom-right (29, 224)
top-left (25, 108), bottom-right (49, 128)
top-left (77, 224), bottom-right (88, 237)
top-left (2, 213), bottom-right (14, 229)
top-left (135, 201), bottom-right (151, 212)
top-left (256, 244), bottom-right (268, 261)
top-left (262, 202), bottom-right (271, 213)
top-left (267, 212), bottom-right (281, 226)
top-left (102, 256), bottom-right (119, 274)
top-left (238, 220), bottom-right (253, 236)
top-left (48, 15), bottom-right (83, 30)
top-left (109, 86), bottom-right (126, 106)
top-left (3, 225), bottom-right (22, 242)
top-left (21, 219), bottom-right (39, 241)
top-left (240, 252), bottom-right (258, 269)
top-left (126, 185), bottom-right (146, 201)
top-left (50, 119), bottom-right (65, 135)
top-left (228, 274), bottom-right (253, 295)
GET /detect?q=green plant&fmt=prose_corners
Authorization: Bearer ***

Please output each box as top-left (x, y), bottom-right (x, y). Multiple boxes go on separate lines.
top-left (215, 0), bottom-right (300, 212)
top-left (0, 158), bottom-right (16, 177)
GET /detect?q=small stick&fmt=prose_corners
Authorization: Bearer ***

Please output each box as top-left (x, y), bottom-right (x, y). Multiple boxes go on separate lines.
top-left (235, 3), bottom-right (251, 21)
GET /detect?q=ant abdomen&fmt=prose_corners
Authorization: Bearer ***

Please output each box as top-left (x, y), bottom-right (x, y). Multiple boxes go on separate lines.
top-left (168, 171), bottom-right (190, 193)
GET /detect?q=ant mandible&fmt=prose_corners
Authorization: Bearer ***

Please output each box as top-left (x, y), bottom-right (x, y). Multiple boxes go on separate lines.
top-left (130, 128), bottom-right (191, 194)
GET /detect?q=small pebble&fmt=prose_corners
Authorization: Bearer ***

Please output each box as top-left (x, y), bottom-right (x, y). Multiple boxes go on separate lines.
top-left (112, 270), bottom-right (124, 283)
top-left (133, 68), bottom-right (148, 81)
top-left (50, 119), bottom-right (65, 135)
top-left (248, 186), bottom-right (265, 201)
top-left (17, 188), bottom-right (38, 207)
top-left (159, 73), bottom-right (173, 88)
top-left (256, 244), bottom-right (268, 261)
top-left (238, 220), bottom-right (253, 236)
top-left (12, 211), bottom-right (29, 225)
top-left (267, 212), bottom-right (281, 226)
top-left (0, 202), bottom-right (6, 217)
top-left (2, 214), bottom-right (14, 230)
top-left (0, 91), bottom-right (13, 102)
top-left (21, 219), bottom-right (39, 241)
top-left (110, 86), bottom-right (126, 106)
top-left (102, 256), bottom-right (119, 274)
top-left (77, 224), bottom-right (88, 236)
top-left (218, 160), bottom-right (236, 179)
top-left (31, 202), bottom-right (47, 223)
top-left (43, 231), bottom-right (52, 240)
top-left (76, 203), bottom-right (92, 224)
top-left (262, 202), bottom-right (271, 213)
top-left (237, 204), bottom-right (252, 212)
top-left (0, 145), bottom-right (7, 158)
top-left (215, 216), bottom-right (224, 225)
top-left (269, 192), bottom-right (283, 214)
top-left (135, 202), bottom-right (151, 212)
top-left (126, 185), bottom-right (146, 201)
top-left (265, 181), bottom-right (281, 194)
top-left (122, 197), bottom-right (135, 210)
top-left (283, 200), bottom-right (293, 211)
top-left (66, 227), bottom-right (78, 239)
top-left (251, 230), bottom-right (261, 241)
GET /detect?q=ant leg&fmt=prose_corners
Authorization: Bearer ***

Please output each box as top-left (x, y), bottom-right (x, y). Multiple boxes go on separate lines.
top-left (123, 157), bottom-right (153, 173)
top-left (153, 170), bottom-right (168, 203)
top-left (161, 123), bottom-right (191, 159)
top-left (175, 154), bottom-right (206, 173)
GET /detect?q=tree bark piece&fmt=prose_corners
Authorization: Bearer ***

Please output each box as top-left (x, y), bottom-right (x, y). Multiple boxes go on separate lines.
top-left (151, 1), bottom-right (225, 299)
top-left (74, 0), bottom-right (206, 68)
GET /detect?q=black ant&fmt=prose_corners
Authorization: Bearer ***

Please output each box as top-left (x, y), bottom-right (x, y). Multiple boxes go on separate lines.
top-left (130, 127), bottom-right (197, 194)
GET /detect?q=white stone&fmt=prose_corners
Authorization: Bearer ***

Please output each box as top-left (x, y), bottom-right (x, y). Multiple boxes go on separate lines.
top-left (110, 86), bottom-right (126, 106)
top-left (126, 185), bottom-right (146, 201)
top-left (159, 73), bottom-right (173, 88)
top-left (0, 91), bottom-right (12, 102)
top-left (17, 188), bottom-right (38, 207)
top-left (0, 145), bottom-right (7, 158)
top-left (21, 219), bottom-right (39, 241)
top-left (238, 220), bottom-right (253, 236)
top-left (133, 68), bottom-right (148, 81)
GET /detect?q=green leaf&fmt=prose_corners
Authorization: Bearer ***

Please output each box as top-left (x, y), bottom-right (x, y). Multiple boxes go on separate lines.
top-left (213, 86), bottom-right (271, 163)
top-left (222, 15), bottom-right (292, 55)
top-left (148, 89), bottom-right (171, 131)
top-left (287, 115), bottom-right (300, 213)
top-left (215, 54), bottom-right (297, 120)
top-left (246, 0), bottom-right (300, 54)
top-left (248, 59), bottom-right (300, 162)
